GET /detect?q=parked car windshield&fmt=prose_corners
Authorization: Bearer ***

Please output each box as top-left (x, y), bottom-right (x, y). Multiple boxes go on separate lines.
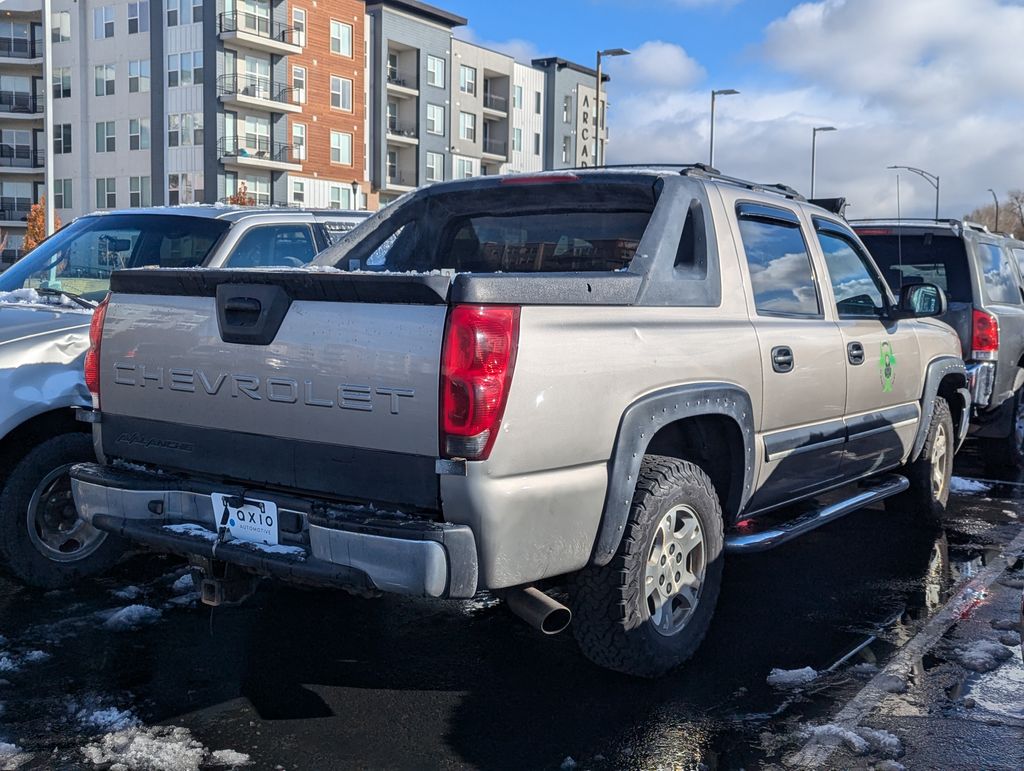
top-left (0, 214), bottom-right (229, 302)
top-left (857, 231), bottom-right (973, 303)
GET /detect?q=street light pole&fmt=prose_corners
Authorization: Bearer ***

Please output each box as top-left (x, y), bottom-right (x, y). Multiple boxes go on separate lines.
top-left (988, 188), bottom-right (1000, 232)
top-left (810, 126), bottom-right (836, 198)
top-left (594, 48), bottom-right (630, 168)
top-left (709, 88), bottom-right (739, 168)
top-left (888, 165), bottom-right (940, 220)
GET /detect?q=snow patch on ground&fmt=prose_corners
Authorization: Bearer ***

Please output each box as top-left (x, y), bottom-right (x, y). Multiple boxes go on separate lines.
top-left (957, 639), bottom-right (1014, 672)
top-left (876, 674), bottom-right (908, 694)
top-left (76, 706), bottom-right (141, 732)
top-left (111, 585), bottom-right (145, 600)
top-left (171, 574), bottom-right (194, 594)
top-left (82, 726), bottom-right (251, 771)
top-left (0, 740), bottom-right (28, 768)
top-left (873, 761), bottom-right (907, 771)
top-left (23, 650), bottom-right (50, 663)
top-left (767, 666), bottom-right (818, 688)
top-left (850, 662), bottom-right (880, 677)
top-left (103, 605), bottom-right (162, 631)
top-left (210, 749), bottom-right (251, 767)
top-left (949, 477), bottom-right (991, 494)
top-left (797, 724), bottom-right (902, 758)
top-left (559, 757), bottom-right (577, 770)
top-left (0, 656), bottom-right (18, 673)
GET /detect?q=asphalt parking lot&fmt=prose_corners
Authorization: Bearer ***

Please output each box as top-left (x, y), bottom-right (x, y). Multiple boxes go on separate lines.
top-left (0, 447), bottom-right (1021, 771)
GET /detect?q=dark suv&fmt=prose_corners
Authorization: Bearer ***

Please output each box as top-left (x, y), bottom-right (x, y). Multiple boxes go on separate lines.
top-left (854, 220), bottom-right (1024, 467)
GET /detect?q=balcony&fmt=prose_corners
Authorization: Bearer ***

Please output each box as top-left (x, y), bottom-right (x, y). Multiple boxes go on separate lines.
top-left (482, 138), bottom-right (507, 159)
top-left (0, 91), bottom-right (42, 119)
top-left (386, 121), bottom-right (418, 146)
top-left (0, 201), bottom-right (31, 226)
top-left (0, 148), bottom-right (44, 172)
top-left (218, 11), bottom-right (302, 56)
top-left (0, 39), bottom-right (42, 66)
top-left (386, 70), bottom-right (418, 98)
top-left (219, 136), bottom-right (301, 172)
top-left (1, 248), bottom-right (24, 268)
top-left (482, 93), bottom-right (508, 115)
top-left (217, 74), bottom-right (301, 114)
top-left (384, 171), bottom-right (416, 193)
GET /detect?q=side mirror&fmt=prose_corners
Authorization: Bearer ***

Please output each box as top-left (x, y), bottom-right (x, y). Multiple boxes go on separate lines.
top-left (896, 282), bottom-right (946, 318)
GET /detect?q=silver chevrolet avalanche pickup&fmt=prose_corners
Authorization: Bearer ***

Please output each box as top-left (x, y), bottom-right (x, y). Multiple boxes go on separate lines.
top-left (70, 168), bottom-right (969, 676)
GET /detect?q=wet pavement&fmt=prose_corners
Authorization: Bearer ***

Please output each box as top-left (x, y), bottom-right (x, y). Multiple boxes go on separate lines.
top-left (0, 448), bottom-right (1021, 770)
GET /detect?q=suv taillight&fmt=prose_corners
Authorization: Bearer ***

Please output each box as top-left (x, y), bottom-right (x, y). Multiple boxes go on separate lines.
top-left (971, 308), bottom-right (999, 361)
top-left (84, 295), bottom-right (109, 403)
top-left (440, 305), bottom-right (520, 460)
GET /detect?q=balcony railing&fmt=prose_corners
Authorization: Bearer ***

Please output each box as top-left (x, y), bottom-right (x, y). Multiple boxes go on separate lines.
top-left (218, 11), bottom-right (299, 46)
top-left (0, 149), bottom-right (44, 169)
top-left (217, 73), bottom-right (294, 106)
top-left (386, 121), bottom-right (417, 138)
top-left (0, 91), bottom-right (41, 115)
top-left (0, 39), bottom-right (41, 60)
top-left (386, 70), bottom-right (417, 89)
top-left (0, 202), bottom-right (31, 221)
top-left (386, 173), bottom-right (412, 187)
top-left (219, 136), bottom-right (297, 165)
top-left (483, 138), bottom-right (507, 155)
top-left (483, 93), bottom-right (507, 111)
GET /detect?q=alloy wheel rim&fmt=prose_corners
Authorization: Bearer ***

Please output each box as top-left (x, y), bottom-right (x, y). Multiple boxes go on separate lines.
top-left (931, 423), bottom-right (948, 498)
top-left (644, 504), bottom-right (707, 637)
top-left (25, 464), bottom-right (107, 563)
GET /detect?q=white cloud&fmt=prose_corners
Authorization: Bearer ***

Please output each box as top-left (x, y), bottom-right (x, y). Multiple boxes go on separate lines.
top-left (459, 27), bottom-right (544, 64)
top-left (604, 41), bottom-right (705, 90)
top-left (605, 0), bottom-right (1024, 219)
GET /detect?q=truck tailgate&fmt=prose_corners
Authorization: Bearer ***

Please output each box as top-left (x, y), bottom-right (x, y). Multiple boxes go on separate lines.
top-left (97, 273), bottom-right (449, 508)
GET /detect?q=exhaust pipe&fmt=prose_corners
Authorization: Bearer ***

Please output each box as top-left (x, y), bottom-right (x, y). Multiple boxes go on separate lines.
top-left (506, 586), bottom-right (572, 635)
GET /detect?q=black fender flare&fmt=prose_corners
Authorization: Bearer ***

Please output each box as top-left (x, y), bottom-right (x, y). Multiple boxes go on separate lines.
top-left (592, 383), bottom-right (756, 567)
top-left (911, 356), bottom-right (969, 461)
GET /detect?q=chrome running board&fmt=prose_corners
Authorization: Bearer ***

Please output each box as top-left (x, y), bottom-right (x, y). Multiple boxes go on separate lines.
top-left (724, 474), bottom-right (910, 554)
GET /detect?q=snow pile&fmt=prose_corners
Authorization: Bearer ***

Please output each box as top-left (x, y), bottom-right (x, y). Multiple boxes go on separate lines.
top-left (559, 758), bottom-right (577, 770)
top-left (76, 706), bottom-right (140, 732)
top-left (850, 662), bottom-right (880, 677)
top-left (857, 727), bottom-right (903, 757)
top-left (798, 724), bottom-right (902, 758)
top-left (171, 574), bottom-right (194, 594)
top-left (0, 656), bottom-right (19, 673)
top-left (112, 585), bottom-right (144, 600)
top-left (0, 740), bottom-right (27, 767)
top-left (767, 666), bottom-right (818, 688)
top-left (82, 726), bottom-right (250, 771)
top-left (949, 477), bottom-right (991, 495)
top-left (103, 605), bottom-right (162, 631)
top-left (873, 762), bottom-right (907, 771)
top-left (957, 639), bottom-right (1013, 672)
top-left (23, 650), bottom-right (50, 663)
top-left (0, 288), bottom-right (41, 304)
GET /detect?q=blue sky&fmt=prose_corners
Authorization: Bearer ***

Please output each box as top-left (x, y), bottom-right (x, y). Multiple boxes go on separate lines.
top-left (442, 0), bottom-right (1024, 222)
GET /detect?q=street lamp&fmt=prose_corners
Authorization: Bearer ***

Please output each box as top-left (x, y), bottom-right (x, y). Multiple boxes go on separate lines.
top-left (594, 48), bottom-right (630, 167)
top-left (988, 188), bottom-right (1000, 232)
top-left (888, 165), bottom-right (940, 220)
top-left (810, 126), bottom-right (836, 198)
top-left (709, 89), bottom-right (739, 168)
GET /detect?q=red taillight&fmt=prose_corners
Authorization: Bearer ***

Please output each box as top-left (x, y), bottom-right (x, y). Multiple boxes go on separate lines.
top-left (84, 295), bottom-right (109, 401)
top-left (440, 305), bottom-right (520, 460)
top-left (972, 308), bottom-right (999, 360)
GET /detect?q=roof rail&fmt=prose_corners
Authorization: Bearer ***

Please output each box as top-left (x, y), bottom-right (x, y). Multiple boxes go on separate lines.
top-left (848, 217), bottom-right (962, 226)
top-left (962, 220), bottom-right (991, 233)
top-left (566, 163), bottom-right (808, 202)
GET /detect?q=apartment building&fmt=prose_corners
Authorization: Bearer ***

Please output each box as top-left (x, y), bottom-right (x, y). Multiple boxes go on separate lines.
top-left (532, 57), bottom-right (609, 170)
top-left (0, 2), bottom-right (45, 267)
top-left (449, 39), bottom-right (512, 178)
top-left (365, 0), bottom-right (465, 204)
top-left (502, 61), bottom-right (545, 175)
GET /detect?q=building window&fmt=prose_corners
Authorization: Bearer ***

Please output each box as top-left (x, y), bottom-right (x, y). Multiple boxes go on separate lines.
top-left (128, 2), bottom-right (149, 34)
top-left (191, 0), bottom-right (202, 23)
top-left (52, 68), bottom-right (71, 99)
top-left (511, 128), bottom-right (522, 153)
top-left (456, 157), bottom-right (473, 179)
top-left (293, 8), bottom-right (306, 47)
top-left (329, 185), bottom-right (351, 210)
top-left (93, 6), bottom-right (114, 38)
top-left (129, 60), bottom-right (150, 93)
top-left (167, 114), bottom-right (180, 147)
top-left (96, 178), bottom-right (116, 209)
top-left (426, 104), bottom-right (445, 135)
top-left (535, 91), bottom-right (542, 115)
top-left (168, 51), bottom-right (203, 87)
top-left (129, 118), bottom-right (150, 150)
top-left (534, 132), bottom-right (541, 156)
top-left (513, 85), bottom-right (523, 109)
top-left (426, 55), bottom-right (445, 88)
top-left (53, 124), bottom-right (72, 155)
top-left (330, 131), bottom-right (352, 165)
top-left (292, 66), bottom-right (306, 104)
top-left (292, 180), bottom-right (305, 205)
top-left (459, 65), bottom-right (476, 96)
top-left (386, 150), bottom-right (398, 181)
top-left (330, 20), bottom-right (352, 56)
top-left (167, 0), bottom-right (178, 27)
top-left (425, 151), bottom-right (444, 183)
top-left (563, 95), bottom-right (572, 123)
top-left (168, 113), bottom-right (203, 147)
top-left (459, 112), bottom-right (476, 142)
top-left (292, 123), bottom-right (306, 161)
top-left (561, 135), bottom-right (571, 163)
top-left (95, 121), bottom-right (116, 153)
top-left (94, 65), bottom-right (115, 96)
top-left (130, 176), bottom-right (152, 208)
top-left (54, 179), bottom-right (72, 210)
top-left (51, 12), bottom-right (71, 43)
top-left (192, 112), bottom-right (204, 145)
top-left (330, 76), bottom-right (352, 110)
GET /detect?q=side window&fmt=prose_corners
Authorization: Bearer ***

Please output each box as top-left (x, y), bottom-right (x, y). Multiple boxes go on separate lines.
top-left (977, 243), bottom-right (1020, 305)
top-left (1013, 248), bottom-right (1024, 279)
top-left (737, 207), bottom-right (820, 317)
top-left (226, 225), bottom-right (317, 268)
top-left (815, 226), bottom-right (888, 318)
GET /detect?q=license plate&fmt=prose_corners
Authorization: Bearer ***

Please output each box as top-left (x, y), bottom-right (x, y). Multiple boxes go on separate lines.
top-left (211, 493), bottom-right (279, 546)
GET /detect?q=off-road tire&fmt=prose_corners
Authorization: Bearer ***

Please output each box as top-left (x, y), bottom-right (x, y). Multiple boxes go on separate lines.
top-left (979, 388), bottom-right (1024, 473)
top-left (570, 456), bottom-right (724, 678)
top-left (0, 433), bottom-right (123, 589)
top-left (888, 397), bottom-right (953, 518)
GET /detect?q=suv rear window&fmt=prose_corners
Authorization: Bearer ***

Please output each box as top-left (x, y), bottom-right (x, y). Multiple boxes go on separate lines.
top-left (856, 232), bottom-right (972, 303)
top-left (319, 181), bottom-right (656, 274)
top-left (976, 242), bottom-right (1020, 305)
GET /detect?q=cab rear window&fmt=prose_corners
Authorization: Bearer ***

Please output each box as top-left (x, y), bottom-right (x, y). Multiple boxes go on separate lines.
top-left (857, 233), bottom-right (972, 303)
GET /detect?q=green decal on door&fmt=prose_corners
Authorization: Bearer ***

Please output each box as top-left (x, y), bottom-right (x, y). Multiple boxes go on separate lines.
top-left (880, 342), bottom-right (896, 392)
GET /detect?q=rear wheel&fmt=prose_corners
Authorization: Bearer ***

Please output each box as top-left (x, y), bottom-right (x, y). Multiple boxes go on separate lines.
top-left (889, 397), bottom-right (953, 518)
top-left (571, 456), bottom-right (724, 678)
top-left (0, 433), bottom-right (124, 589)
top-left (980, 388), bottom-right (1024, 472)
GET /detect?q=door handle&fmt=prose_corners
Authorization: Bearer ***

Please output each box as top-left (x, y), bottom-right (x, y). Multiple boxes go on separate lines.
top-left (771, 346), bottom-right (794, 373)
top-left (848, 341), bottom-right (865, 365)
